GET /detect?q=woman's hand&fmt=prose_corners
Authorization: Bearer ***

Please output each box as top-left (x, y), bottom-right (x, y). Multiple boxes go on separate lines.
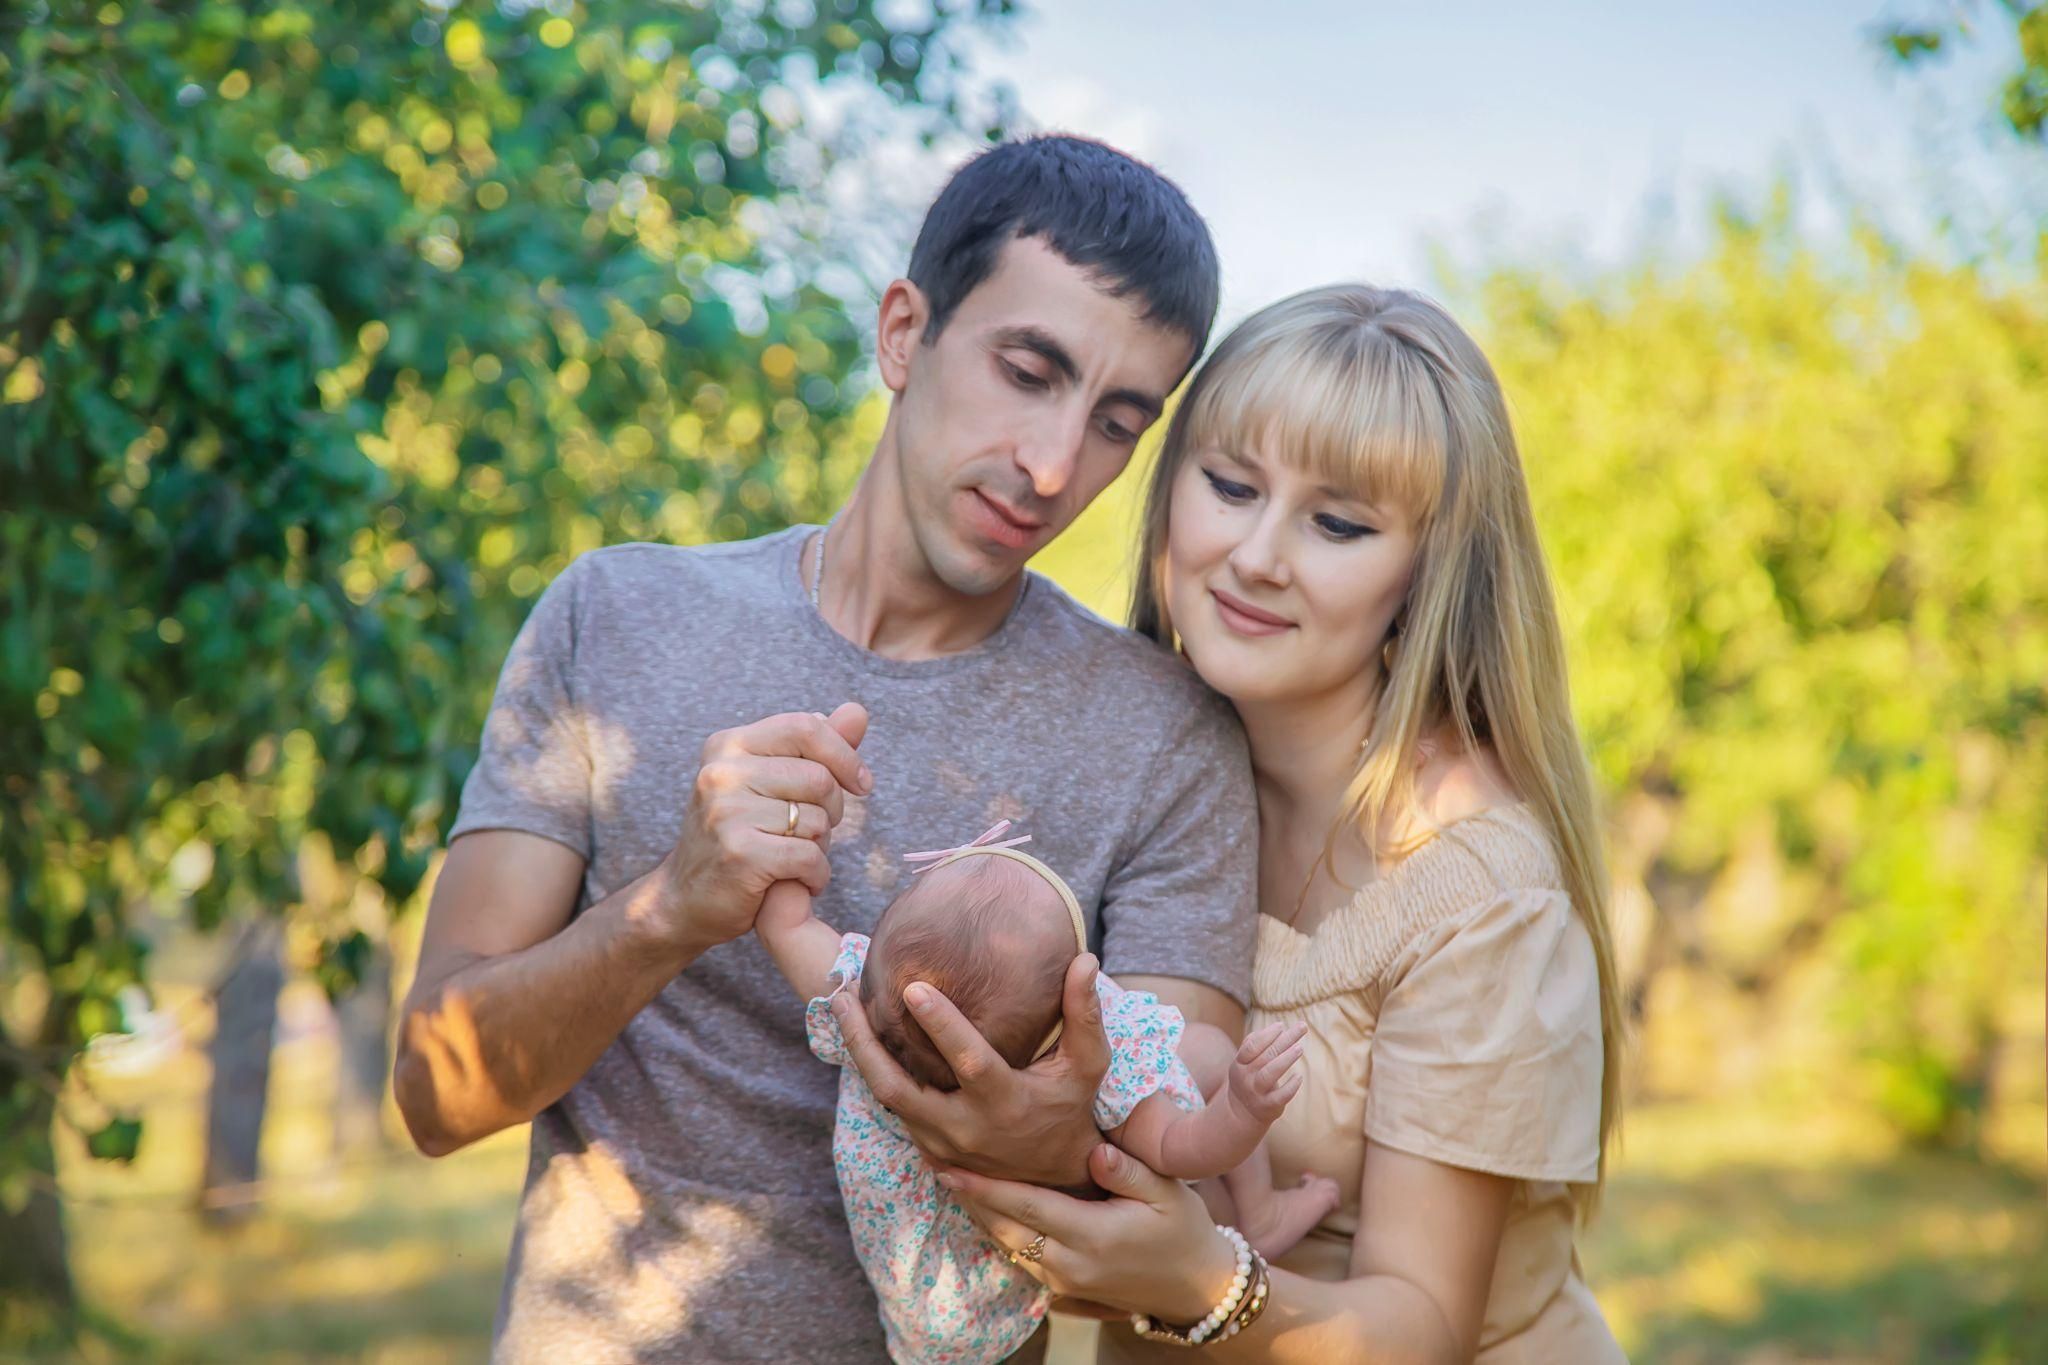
top-left (832, 954), bottom-right (1110, 1187)
top-left (938, 1142), bottom-right (1240, 1325)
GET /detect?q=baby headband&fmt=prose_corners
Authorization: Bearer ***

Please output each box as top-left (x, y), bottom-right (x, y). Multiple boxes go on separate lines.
top-left (902, 819), bottom-right (1088, 1061)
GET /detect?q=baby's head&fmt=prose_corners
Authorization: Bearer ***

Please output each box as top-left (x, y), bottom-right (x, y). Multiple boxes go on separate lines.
top-left (860, 851), bottom-right (1082, 1092)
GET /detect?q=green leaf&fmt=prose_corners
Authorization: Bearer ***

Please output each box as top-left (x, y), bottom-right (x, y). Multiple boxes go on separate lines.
top-left (84, 1116), bottom-right (143, 1164)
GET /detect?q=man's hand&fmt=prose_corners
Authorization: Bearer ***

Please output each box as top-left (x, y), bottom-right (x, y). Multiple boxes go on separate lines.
top-left (653, 702), bottom-right (870, 956)
top-left (833, 951), bottom-right (1110, 1187)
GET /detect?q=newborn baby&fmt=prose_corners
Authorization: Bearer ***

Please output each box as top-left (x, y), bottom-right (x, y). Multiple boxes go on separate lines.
top-left (851, 845), bottom-right (1077, 1092)
top-left (756, 822), bottom-right (1337, 1365)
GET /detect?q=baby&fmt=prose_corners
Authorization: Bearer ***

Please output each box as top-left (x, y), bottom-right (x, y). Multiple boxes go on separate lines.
top-left (757, 821), bottom-right (1338, 1365)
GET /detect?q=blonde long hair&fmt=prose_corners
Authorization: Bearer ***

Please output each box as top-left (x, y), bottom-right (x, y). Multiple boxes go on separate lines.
top-left (1132, 284), bottom-right (1625, 1202)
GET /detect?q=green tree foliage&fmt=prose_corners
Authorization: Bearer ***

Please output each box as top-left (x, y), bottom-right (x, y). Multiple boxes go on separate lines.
top-left (1464, 199), bottom-right (2048, 1145)
top-left (0, 0), bottom-right (1010, 1291)
top-left (1881, 1), bottom-right (2048, 139)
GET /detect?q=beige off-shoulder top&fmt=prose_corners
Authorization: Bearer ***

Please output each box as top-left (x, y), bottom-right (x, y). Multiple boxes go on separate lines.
top-left (1100, 803), bottom-right (1625, 1363)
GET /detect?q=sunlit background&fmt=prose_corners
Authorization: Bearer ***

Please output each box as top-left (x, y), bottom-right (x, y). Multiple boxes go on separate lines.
top-left (3, 1), bottom-right (2043, 1360)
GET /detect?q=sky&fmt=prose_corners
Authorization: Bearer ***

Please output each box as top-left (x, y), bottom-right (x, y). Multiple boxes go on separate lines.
top-left (867, 1), bottom-right (2038, 327)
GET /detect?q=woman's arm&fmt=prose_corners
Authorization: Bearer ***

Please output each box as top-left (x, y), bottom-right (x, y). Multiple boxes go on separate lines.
top-left (941, 1139), bottom-right (1512, 1365)
top-left (1330, 1142), bottom-right (1513, 1362)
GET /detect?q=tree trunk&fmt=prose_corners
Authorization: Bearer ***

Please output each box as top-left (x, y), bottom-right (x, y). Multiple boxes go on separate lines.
top-left (200, 917), bottom-right (284, 1224)
top-left (330, 938), bottom-right (393, 1160)
top-left (0, 1024), bottom-right (74, 1328)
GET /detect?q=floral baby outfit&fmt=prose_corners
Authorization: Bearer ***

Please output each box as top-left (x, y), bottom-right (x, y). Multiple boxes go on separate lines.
top-left (807, 932), bottom-right (1202, 1365)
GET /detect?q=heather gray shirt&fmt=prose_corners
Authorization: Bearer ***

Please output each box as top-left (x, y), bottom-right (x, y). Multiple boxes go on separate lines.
top-left (451, 526), bottom-right (1257, 1363)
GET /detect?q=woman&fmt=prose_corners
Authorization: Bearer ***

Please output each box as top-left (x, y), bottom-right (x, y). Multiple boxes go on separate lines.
top-left (939, 285), bottom-right (1629, 1362)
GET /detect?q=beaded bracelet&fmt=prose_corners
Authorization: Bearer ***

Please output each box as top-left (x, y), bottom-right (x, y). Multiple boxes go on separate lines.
top-left (1192, 1248), bottom-right (1271, 1344)
top-left (1129, 1225), bottom-right (1253, 1348)
top-left (1224, 1250), bottom-right (1271, 1338)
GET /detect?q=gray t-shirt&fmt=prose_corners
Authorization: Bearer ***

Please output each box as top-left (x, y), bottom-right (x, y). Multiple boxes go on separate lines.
top-left (451, 525), bottom-right (1257, 1362)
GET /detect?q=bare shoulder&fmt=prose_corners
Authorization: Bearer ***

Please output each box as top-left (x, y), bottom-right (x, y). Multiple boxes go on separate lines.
top-left (1413, 736), bottom-right (1520, 827)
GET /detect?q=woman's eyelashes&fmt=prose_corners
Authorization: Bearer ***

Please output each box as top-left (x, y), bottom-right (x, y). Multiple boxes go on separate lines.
top-left (1201, 467), bottom-right (1258, 504)
top-left (1202, 467), bottom-right (1376, 540)
top-left (1314, 512), bottom-right (1375, 541)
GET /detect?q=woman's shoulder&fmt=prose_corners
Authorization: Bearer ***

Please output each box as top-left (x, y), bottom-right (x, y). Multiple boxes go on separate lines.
top-left (1412, 737), bottom-right (1517, 823)
top-left (1397, 739), bottom-right (1562, 893)
top-left (1408, 803), bottom-right (1563, 898)
top-left (1252, 801), bottom-right (1563, 1011)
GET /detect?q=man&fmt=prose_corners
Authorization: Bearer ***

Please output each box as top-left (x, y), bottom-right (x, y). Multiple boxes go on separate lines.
top-left (393, 134), bottom-right (1256, 1361)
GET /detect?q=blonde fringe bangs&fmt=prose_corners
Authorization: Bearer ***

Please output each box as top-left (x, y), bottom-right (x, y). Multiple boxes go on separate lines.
top-left (1179, 312), bottom-right (1449, 526)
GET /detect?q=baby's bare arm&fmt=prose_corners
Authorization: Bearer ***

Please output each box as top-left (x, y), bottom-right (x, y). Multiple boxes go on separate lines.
top-left (1113, 1082), bottom-right (1268, 1180)
top-left (1110, 1021), bottom-right (1309, 1179)
top-left (755, 881), bottom-right (843, 1000)
top-left (1176, 1020), bottom-right (1241, 1096)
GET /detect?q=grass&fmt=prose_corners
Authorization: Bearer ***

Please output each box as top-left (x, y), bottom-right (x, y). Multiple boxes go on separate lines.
top-left (1581, 1101), bottom-right (2045, 1364)
top-left (24, 980), bottom-right (529, 1365)
top-left (15, 975), bottom-right (2046, 1363)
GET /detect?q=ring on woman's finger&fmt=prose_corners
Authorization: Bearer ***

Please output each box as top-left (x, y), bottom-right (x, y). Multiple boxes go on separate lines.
top-left (784, 800), bottom-right (800, 837)
top-left (1007, 1233), bottom-right (1047, 1266)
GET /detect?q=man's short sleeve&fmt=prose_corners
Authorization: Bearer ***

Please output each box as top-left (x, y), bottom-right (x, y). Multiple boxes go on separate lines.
top-left (1097, 692), bottom-right (1258, 1005)
top-left (448, 559), bottom-right (593, 857)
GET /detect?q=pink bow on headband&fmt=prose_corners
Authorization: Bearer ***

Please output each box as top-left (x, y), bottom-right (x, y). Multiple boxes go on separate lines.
top-left (903, 819), bottom-right (1033, 874)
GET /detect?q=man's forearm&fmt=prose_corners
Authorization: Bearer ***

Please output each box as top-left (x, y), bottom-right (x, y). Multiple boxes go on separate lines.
top-left (394, 865), bottom-right (697, 1155)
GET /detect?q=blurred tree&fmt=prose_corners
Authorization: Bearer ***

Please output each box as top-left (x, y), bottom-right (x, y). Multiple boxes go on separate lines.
top-left (0, 0), bottom-right (1011, 1331)
top-left (1462, 193), bottom-right (2048, 1148)
top-left (1880, 0), bottom-right (2048, 139)
top-left (328, 931), bottom-right (393, 1161)
top-left (198, 917), bottom-right (283, 1224)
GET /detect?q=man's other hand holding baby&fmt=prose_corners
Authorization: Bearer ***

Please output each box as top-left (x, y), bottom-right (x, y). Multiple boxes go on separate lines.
top-left (832, 955), bottom-right (1112, 1189)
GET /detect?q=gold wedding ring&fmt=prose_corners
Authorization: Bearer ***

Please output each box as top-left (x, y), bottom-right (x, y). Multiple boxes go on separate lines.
top-left (784, 801), bottom-right (800, 837)
top-left (1009, 1233), bottom-right (1047, 1266)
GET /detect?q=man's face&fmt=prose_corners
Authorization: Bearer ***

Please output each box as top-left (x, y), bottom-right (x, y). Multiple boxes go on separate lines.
top-left (883, 236), bottom-right (1197, 597)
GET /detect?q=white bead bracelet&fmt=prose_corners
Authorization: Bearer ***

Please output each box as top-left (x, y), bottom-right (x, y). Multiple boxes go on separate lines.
top-left (1130, 1224), bottom-right (1252, 1348)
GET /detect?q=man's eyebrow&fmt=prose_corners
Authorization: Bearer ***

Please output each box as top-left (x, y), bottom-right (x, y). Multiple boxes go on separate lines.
top-left (991, 325), bottom-right (1165, 419)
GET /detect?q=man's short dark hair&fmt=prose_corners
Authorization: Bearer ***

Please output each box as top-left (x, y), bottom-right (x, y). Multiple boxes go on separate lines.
top-left (907, 134), bottom-right (1221, 361)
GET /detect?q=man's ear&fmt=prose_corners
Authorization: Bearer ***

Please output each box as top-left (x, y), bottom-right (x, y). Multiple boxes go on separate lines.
top-left (875, 278), bottom-right (931, 394)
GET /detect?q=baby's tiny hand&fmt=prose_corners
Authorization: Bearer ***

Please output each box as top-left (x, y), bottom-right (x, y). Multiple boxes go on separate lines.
top-left (1225, 1021), bottom-right (1309, 1124)
top-left (756, 879), bottom-right (814, 939)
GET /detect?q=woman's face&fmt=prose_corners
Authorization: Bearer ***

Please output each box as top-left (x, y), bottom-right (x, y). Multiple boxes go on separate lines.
top-left (1164, 440), bottom-right (1421, 709)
